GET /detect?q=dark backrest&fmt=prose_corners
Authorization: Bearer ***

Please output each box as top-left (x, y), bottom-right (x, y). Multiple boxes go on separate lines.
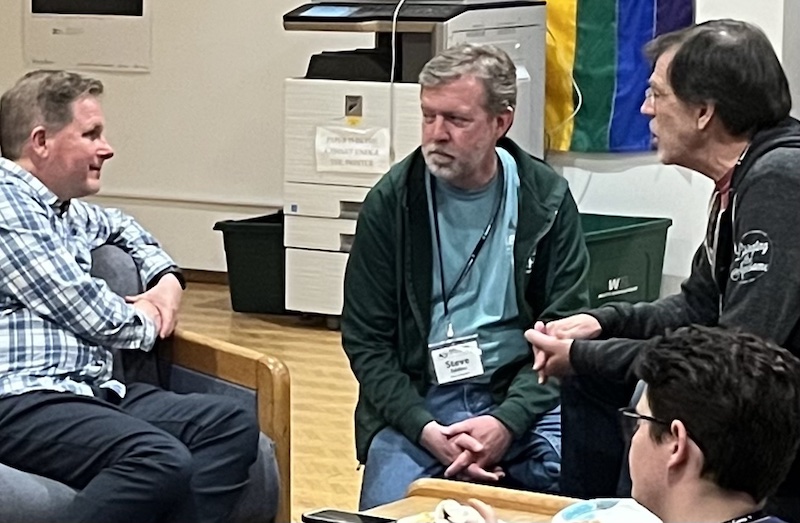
top-left (89, 245), bottom-right (165, 386)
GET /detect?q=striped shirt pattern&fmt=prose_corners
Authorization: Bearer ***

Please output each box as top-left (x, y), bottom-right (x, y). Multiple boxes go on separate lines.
top-left (0, 157), bottom-right (172, 398)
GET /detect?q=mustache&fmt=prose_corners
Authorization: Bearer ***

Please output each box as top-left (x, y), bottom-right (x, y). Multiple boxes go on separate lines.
top-left (423, 145), bottom-right (453, 157)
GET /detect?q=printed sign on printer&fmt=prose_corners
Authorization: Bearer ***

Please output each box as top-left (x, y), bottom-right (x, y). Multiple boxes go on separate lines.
top-left (315, 126), bottom-right (391, 174)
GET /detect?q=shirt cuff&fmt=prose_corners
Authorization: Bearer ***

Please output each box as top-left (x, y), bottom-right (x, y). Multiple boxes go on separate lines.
top-left (147, 267), bottom-right (186, 290)
top-left (135, 309), bottom-right (159, 351)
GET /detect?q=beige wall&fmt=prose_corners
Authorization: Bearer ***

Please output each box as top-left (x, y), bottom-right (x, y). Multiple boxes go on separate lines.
top-left (550, 0), bottom-right (795, 295)
top-left (0, 0), bottom-right (795, 276)
top-left (0, 0), bottom-right (369, 270)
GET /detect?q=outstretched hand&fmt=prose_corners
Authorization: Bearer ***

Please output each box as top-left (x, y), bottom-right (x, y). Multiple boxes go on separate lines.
top-left (525, 321), bottom-right (575, 384)
top-left (541, 314), bottom-right (602, 340)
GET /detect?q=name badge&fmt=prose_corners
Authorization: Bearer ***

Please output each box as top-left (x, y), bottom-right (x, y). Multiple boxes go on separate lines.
top-left (429, 334), bottom-right (484, 385)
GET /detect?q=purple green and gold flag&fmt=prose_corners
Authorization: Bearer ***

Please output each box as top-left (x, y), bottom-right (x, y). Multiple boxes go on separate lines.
top-left (545, 0), bottom-right (694, 152)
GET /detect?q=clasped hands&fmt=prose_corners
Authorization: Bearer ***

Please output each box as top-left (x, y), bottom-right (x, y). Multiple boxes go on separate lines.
top-left (419, 314), bottom-right (602, 479)
top-left (126, 273), bottom-right (183, 338)
top-left (420, 415), bottom-right (512, 482)
top-left (523, 314), bottom-right (602, 384)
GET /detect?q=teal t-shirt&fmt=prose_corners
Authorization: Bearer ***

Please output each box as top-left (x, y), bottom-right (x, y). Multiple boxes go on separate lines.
top-left (426, 148), bottom-right (530, 384)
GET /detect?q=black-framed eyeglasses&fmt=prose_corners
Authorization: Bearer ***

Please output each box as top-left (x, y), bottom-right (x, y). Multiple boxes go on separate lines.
top-left (618, 407), bottom-right (671, 441)
top-left (619, 407), bottom-right (707, 455)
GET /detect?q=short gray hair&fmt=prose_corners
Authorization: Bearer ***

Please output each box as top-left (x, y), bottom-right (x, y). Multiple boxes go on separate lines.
top-left (0, 70), bottom-right (104, 160)
top-left (419, 43), bottom-right (516, 116)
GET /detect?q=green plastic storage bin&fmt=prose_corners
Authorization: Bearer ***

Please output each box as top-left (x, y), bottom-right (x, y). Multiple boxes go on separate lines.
top-left (580, 214), bottom-right (672, 308)
top-left (213, 212), bottom-right (286, 314)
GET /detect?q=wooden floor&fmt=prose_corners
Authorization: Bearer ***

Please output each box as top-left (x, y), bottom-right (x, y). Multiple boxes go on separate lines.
top-left (180, 283), bottom-right (362, 522)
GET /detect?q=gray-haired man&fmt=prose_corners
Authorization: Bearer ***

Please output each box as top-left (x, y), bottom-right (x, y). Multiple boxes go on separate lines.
top-left (341, 43), bottom-right (591, 509)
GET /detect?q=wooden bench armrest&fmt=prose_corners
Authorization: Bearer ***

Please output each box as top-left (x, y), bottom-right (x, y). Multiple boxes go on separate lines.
top-left (406, 478), bottom-right (577, 515)
top-left (166, 328), bottom-right (292, 523)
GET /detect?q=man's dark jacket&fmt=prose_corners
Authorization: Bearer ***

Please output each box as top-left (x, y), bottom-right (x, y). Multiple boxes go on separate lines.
top-left (341, 137), bottom-right (591, 462)
top-left (571, 117), bottom-right (800, 498)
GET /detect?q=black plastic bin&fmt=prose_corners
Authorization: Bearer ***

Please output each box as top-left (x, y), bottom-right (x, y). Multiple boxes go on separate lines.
top-left (580, 214), bottom-right (673, 308)
top-left (213, 212), bottom-right (286, 314)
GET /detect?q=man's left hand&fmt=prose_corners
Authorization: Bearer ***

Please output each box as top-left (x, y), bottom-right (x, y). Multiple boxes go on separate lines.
top-left (441, 415), bottom-right (513, 479)
top-left (525, 325), bottom-right (574, 384)
top-left (126, 273), bottom-right (183, 338)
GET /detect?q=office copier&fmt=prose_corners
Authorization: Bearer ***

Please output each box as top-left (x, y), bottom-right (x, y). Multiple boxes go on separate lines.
top-left (282, 0), bottom-right (546, 318)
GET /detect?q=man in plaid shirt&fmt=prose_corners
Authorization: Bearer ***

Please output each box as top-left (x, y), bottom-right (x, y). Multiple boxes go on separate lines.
top-left (0, 70), bottom-right (258, 523)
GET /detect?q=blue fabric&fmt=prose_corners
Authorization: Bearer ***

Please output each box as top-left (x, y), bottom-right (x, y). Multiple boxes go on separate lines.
top-left (425, 149), bottom-right (529, 384)
top-left (0, 158), bottom-right (177, 399)
top-left (609, 0), bottom-right (654, 151)
top-left (358, 382), bottom-right (561, 510)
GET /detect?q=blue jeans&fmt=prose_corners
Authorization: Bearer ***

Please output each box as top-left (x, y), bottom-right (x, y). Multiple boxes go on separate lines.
top-left (359, 383), bottom-right (561, 510)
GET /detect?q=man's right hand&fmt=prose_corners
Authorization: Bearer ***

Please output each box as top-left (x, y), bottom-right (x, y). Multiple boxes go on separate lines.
top-left (131, 299), bottom-right (162, 335)
top-left (441, 416), bottom-right (511, 480)
top-left (543, 313), bottom-right (602, 340)
top-left (126, 274), bottom-right (182, 338)
top-left (420, 421), bottom-right (504, 482)
top-left (420, 421), bottom-right (481, 464)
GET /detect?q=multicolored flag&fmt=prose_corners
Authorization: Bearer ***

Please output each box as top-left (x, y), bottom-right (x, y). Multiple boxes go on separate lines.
top-left (545, 0), bottom-right (694, 152)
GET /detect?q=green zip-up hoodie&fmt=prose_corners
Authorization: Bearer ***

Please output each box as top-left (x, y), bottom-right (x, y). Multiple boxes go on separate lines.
top-left (341, 138), bottom-right (590, 463)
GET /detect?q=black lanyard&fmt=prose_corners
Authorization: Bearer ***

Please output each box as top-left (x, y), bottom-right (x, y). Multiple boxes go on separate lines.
top-left (430, 169), bottom-right (505, 323)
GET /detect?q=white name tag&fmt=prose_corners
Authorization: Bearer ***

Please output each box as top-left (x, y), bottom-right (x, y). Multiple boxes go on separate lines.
top-left (430, 334), bottom-right (484, 385)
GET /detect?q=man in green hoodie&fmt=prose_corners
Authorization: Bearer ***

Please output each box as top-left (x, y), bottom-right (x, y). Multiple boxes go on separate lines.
top-left (341, 43), bottom-right (590, 510)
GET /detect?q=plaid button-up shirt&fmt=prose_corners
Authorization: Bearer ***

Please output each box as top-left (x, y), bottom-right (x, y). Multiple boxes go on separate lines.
top-left (0, 157), bottom-right (173, 398)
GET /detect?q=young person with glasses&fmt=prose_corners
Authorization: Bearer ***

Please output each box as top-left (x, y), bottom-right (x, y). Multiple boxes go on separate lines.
top-left (524, 19), bottom-right (800, 520)
top-left (626, 325), bottom-right (800, 523)
top-left (471, 325), bottom-right (800, 523)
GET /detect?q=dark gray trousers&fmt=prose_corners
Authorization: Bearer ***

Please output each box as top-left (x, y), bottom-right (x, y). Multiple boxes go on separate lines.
top-left (0, 383), bottom-right (258, 523)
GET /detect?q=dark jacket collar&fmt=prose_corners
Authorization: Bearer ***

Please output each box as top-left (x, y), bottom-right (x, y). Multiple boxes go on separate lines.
top-left (733, 117), bottom-right (800, 190)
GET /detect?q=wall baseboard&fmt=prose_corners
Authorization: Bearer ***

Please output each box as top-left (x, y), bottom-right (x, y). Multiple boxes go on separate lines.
top-left (184, 269), bottom-right (228, 285)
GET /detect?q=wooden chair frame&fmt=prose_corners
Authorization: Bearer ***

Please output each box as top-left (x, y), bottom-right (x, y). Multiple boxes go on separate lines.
top-left (407, 478), bottom-right (576, 515)
top-left (165, 328), bottom-right (291, 523)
